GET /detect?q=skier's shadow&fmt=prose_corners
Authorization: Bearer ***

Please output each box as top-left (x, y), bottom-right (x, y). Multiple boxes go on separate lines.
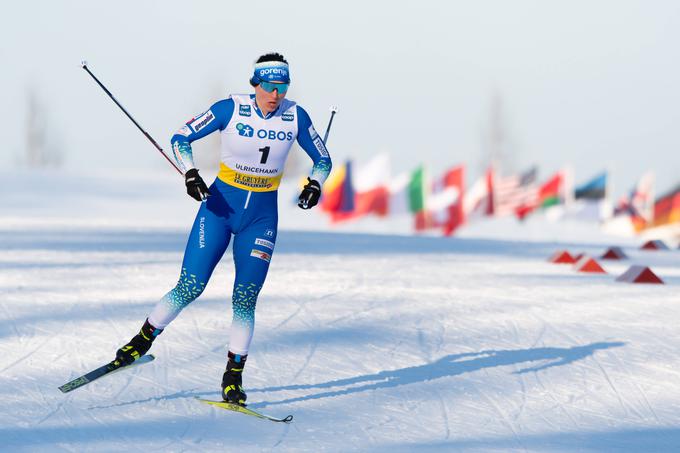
top-left (249, 341), bottom-right (624, 409)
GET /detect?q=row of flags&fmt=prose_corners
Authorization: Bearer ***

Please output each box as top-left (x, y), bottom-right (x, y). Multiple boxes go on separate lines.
top-left (316, 154), bottom-right (680, 236)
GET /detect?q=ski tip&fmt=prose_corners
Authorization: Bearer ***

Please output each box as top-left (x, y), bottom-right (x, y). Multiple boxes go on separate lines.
top-left (58, 353), bottom-right (156, 394)
top-left (195, 397), bottom-right (293, 423)
top-left (58, 376), bottom-right (89, 394)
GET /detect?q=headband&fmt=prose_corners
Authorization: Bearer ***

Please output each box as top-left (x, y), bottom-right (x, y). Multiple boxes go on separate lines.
top-left (250, 61), bottom-right (290, 85)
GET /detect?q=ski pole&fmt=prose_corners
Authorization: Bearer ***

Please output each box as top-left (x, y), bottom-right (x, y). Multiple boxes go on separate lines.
top-left (80, 60), bottom-right (183, 175)
top-left (323, 106), bottom-right (338, 145)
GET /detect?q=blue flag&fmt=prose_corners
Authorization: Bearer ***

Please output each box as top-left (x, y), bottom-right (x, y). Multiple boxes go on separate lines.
top-left (575, 172), bottom-right (607, 200)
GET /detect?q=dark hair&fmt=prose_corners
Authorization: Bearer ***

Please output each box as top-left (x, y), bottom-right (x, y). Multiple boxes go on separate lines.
top-left (255, 52), bottom-right (288, 64)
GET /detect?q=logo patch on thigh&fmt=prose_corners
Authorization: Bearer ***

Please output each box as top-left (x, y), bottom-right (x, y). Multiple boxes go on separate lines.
top-left (254, 238), bottom-right (275, 250)
top-left (250, 249), bottom-right (271, 262)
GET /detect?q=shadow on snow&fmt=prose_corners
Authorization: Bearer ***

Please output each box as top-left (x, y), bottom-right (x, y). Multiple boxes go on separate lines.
top-left (0, 342), bottom-right (626, 447)
top-left (249, 342), bottom-right (625, 409)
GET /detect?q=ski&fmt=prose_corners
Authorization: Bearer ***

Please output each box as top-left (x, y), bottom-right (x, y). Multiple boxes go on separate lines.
top-left (58, 354), bottom-right (156, 393)
top-left (195, 397), bottom-right (293, 423)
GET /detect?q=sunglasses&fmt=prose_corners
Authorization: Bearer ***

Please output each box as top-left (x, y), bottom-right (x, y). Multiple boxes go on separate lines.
top-left (259, 81), bottom-right (289, 94)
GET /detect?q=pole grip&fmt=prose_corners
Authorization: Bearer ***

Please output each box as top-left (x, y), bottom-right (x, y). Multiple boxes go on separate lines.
top-left (323, 106), bottom-right (338, 145)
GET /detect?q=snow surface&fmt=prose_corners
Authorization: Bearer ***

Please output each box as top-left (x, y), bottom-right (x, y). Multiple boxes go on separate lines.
top-left (2, 170), bottom-right (680, 452)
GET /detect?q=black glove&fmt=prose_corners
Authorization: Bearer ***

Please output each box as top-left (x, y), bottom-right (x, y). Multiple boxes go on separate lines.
top-left (298, 178), bottom-right (321, 209)
top-left (185, 168), bottom-right (210, 202)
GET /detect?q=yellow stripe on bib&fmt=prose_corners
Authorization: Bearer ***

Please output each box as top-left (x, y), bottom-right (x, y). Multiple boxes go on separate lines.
top-left (218, 163), bottom-right (283, 192)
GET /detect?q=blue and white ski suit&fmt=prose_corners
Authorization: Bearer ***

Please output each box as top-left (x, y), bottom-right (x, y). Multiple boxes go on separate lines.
top-left (147, 94), bottom-right (332, 355)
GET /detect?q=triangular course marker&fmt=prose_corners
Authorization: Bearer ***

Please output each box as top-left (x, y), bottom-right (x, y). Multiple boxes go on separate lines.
top-left (549, 250), bottom-right (576, 264)
top-left (615, 265), bottom-right (664, 284)
top-left (574, 256), bottom-right (606, 274)
top-left (640, 240), bottom-right (669, 251)
top-left (601, 246), bottom-right (628, 260)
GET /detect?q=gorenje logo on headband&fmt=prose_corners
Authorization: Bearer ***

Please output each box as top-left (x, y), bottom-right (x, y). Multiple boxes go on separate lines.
top-left (258, 68), bottom-right (288, 77)
top-left (252, 61), bottom-right (290, 84)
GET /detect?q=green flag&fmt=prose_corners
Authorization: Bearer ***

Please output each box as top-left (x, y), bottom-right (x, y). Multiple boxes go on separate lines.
top-left (408, 166), bottom-right (426, 213)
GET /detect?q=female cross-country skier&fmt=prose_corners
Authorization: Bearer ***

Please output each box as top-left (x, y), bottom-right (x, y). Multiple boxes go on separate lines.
top-left (113, 52), bottom-right (332, 405)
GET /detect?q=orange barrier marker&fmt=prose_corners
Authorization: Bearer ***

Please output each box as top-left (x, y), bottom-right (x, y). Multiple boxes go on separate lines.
top-left (574, 256), bottom-right (606, 274)
top-left (549, 250), bottom-right (576, 264)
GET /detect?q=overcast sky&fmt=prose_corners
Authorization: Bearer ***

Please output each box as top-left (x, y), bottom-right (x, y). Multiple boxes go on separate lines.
top-left (2, 0), bottom-right (679, 196)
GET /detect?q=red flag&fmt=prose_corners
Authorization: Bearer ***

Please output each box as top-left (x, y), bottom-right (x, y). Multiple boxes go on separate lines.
top-left (515, 171), bottom-right (565, 220)
top-left (443, 166), bottom-right (465, 235)
top-left (415, 165), bottom-right (465, 235)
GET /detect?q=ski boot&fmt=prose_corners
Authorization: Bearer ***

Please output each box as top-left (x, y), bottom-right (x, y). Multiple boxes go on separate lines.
top-left (115, 318), bottom-right (163, 366)
top-left (221, 352), bottom-right (247, 406)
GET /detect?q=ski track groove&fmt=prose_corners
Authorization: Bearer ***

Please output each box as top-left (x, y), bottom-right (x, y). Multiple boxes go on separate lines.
top-left (416, 326), bottom-right (431, 363)
top-left (408, 398), bottom-right (437, 445)
top-left (386, 338), bottom-right (406, 356)
top-left (472, 378), bottom-right (528, 452)
top-left (555, 326), bottom-right (646, 422)
top-left (70, 396), bottom-right (119, 451)
top-left (324, 293), bottom-right (379, 327)
top-left (592, 354), bottom-right (644, 420)
top-left (171, 423), bottom-right (198, 452)
top-left (0, 298), bottom-right (22, 339)
top-left (530, 319), bottom-right (582, 430)
top-left (291, 339), bottom-right (318, 382)
top-left (105, 315), bottom-right (125, 353)
top-left (255, 339), bottom-right (278, 390)
top-left (36, 398), bottom-right (67, 426)
top-left (1, 301), bottom-right (77, 375)
top-left (272, 304), bottom-right (303, 331)
top-left (534, 371), bottom-right (581, 430)
top-left (608, 348), bottom-right (662, 425)
top-left (0, 328), bottom-right (56, 374)
top-left (286, 293), bottom-right (325, 383)
top-left (365, 389), bottom-right (380, 447)
top-left (435, 389), bottom-right (451, 440)
top-left (36, 370), bottom-right (69, 426)
top-left (358, 420), bottom-right (378, 447)
top-left (112, 363), bottom-right (138, 399)
top-left (510, 320), bottom-right (528, 423)
top-left (271, 421), bottom-right (291, 448)
top-left (58, 442), bottom-right (79, 453)
top-left (529, 314), bottom-right (548, 349)
top-left (273, 291), bottom-right (336, 331)
top-left (191, 314), bottom-right (206, 345)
